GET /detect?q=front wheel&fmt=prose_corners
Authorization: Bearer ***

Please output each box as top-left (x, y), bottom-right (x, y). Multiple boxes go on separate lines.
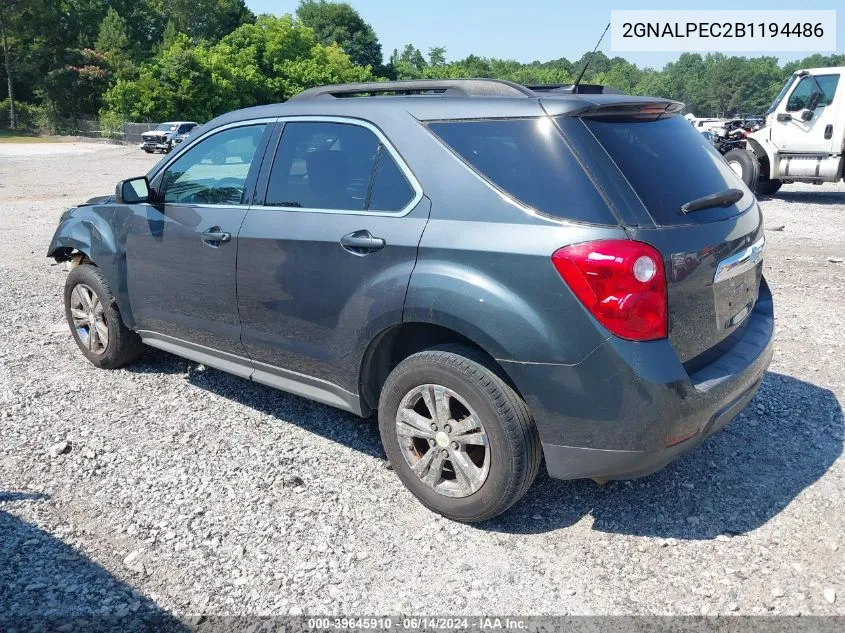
top-left (724, 148), bottom-right (760, 192)
top-left (378, 346), bottom-right (541, 522)
top-left (64, 264), bottom-right (143, 369)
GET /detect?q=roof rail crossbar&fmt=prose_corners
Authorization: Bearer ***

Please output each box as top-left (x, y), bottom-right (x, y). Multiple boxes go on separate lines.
top-left (289, 79), bottom-right (536, 101)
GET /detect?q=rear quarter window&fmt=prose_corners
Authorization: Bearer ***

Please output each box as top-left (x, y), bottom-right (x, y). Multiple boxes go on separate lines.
top-left (427, 118), bottom-right (617, 225)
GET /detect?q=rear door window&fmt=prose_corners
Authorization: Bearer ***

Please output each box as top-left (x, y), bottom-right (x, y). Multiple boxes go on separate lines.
top-left (368, 146), bottom-right (415, 212)
top-left (264, 121), bottom-right (415, 213)
top-left (427, 118), bottom-right (616, 225)
top-left (579, 115), bottom-right (754, 226)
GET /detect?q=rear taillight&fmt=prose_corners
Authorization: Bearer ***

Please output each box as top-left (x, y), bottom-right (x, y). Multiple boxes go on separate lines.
top-left (552, 240), bottom-right (668, 341)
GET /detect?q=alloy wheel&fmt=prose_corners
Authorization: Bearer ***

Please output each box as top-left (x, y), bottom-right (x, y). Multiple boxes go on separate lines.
top-left (69, 283), bottom-right (109, 355)
top-left (395, 384), bottom-right (490, 498)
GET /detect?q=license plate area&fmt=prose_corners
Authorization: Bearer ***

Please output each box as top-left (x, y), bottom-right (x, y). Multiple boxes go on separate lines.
top-left (713, 264), bottom-right (759, 330)
top-left (712, 235), bottom-right (764, 331)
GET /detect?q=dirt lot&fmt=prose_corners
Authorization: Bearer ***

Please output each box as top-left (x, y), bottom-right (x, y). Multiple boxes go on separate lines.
top-left (1, 141), bottom-right (843, 619)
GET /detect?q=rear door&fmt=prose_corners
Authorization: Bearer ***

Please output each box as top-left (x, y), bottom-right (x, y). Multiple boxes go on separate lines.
top-left (237, 117), bottom-right (428, 397)
top-left (127, 121), bottom-right (273, 359)
top-left (554, 108), bottom-right (764, 368)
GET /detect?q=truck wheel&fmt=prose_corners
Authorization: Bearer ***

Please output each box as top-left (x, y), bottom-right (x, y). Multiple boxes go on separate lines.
top-left (724, 148), bottom-right (760, 192)
top-left (64, 264), bottom-right (143, 369)
top-left (378, 345), bottom-right (541, 522)
top-left (756, 178), bottom-right (782, 196)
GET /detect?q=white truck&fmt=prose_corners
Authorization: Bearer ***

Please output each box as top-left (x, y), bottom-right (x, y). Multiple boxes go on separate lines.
top-left (725, 66), bottom-right (844, 195)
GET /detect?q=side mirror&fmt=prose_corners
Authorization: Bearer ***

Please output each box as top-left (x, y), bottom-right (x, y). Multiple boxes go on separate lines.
top-left (115, 176), bottom-right (151, 203)
top-left (800, 109), bottom-right (814, 122)
top-left (776, 113), bottom-right (792, 122)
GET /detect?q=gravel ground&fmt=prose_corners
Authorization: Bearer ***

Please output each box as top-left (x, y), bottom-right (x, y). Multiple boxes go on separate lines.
top-left (1, 141), bottom-right (843, 619)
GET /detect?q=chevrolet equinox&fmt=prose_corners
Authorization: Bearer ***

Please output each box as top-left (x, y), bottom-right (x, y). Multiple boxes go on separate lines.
top-left (48, 79), bottom-right (774, 522)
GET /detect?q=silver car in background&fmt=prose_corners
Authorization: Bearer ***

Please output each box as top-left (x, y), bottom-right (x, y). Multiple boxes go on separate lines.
top-left (139, 121), bottom-right (199, 154)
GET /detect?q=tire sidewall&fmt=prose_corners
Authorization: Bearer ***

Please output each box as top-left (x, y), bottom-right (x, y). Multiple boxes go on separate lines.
top-left (724, 149), bottom-right (759, 191)
top-left (64, 266), bottom-right (124, 369)
top-left (379, 358), bottom-right (517, 521)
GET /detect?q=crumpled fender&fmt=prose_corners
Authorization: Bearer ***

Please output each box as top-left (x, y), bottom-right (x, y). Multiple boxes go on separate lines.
top-left (47, 202), bottom-right (137, 329)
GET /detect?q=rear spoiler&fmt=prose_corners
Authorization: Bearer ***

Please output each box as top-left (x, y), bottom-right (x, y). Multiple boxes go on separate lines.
top-left (568, 100), bottom-right (685, 120)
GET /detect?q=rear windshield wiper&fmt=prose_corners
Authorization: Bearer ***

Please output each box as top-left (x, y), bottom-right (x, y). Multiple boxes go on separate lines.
top-left (679, 188), bottom-right (744, 215)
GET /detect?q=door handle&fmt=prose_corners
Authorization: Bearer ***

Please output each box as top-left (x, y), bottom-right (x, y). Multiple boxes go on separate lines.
top-left (825, 124), bottom-right (833, 140)
top-left (201, 227), bottom-right (231, 246)
top-left (340, 230), bottom-right (386, 254)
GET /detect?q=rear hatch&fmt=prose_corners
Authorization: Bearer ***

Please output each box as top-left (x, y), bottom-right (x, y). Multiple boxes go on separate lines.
top-left (551, 102), bottom-right (764, 369)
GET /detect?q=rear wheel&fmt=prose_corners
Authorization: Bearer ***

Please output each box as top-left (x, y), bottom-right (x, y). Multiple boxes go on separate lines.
top-left (724, 148), bottom-right (760, 192)
top-left (378, 345), bottom-right (541, 522)
top-left (64, 264), bottom-right (143, 369)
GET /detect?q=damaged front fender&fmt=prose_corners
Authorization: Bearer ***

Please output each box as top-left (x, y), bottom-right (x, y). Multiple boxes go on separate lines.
top-left (47, 203), bottom-right (137, 329)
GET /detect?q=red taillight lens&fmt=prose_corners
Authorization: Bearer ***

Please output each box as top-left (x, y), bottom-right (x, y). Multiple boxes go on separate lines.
top-left (552, 240), bottom-right (668, 341)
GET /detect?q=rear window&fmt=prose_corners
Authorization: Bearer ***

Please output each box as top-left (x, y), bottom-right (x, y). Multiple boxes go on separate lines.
top-left (427, 118), bottom-right (616, 225)
top-left (581, 115), bottom-right (753, 225)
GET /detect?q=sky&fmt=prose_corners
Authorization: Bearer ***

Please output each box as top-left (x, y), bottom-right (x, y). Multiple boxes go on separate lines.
top-left (245, 0), bottom-right (842, 70)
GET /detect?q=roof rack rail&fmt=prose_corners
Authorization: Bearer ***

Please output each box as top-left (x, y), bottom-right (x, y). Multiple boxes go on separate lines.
top-left (289, 78), bottom-right (536, 101)
top-left (526, 83), bottom-right (624, 95)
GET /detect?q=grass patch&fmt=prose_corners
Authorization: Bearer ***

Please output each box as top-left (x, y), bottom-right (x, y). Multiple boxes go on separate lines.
top-left (0, 129), bottom-right (54, 143)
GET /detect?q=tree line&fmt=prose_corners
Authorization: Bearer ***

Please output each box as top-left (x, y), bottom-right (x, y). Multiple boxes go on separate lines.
top-left (2, 0), bottom-right (844, 130)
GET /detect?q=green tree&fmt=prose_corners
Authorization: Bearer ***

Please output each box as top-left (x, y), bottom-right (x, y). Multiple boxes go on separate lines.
top-left (148, 0), bottom-right (255, 44)
top-left (95, 7), bottom-right (134, 79)
top-left (296, 0), bottom-right (382, 70)
top-left (428, 46), bottom-right (446, 67)
top-left (41, 47), bottom-right (111, 117)
top-left (0, 0), bottom-right (18, 127)
top-left (595, 59), bottom-right (641, 94)
top-left (158, 20), bottom-right (179, 52)
top-left (103, 15), bottom-right (374, 121)
top-left (784, 54), bottom-right (845, 75)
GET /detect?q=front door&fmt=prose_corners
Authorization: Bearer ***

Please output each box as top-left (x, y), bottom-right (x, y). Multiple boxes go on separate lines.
top-left (127, 122), bottom-right (272, 357)
top-left (237, 118), bottom-right (429, 396)
top-left (772, 73), bottom-right (842, 154)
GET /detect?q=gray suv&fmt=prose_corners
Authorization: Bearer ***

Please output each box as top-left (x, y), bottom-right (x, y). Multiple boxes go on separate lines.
top-left (48, 79), bottom-right (774, 522)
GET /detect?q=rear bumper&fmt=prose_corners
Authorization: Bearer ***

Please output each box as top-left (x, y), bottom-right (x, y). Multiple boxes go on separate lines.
top-left (500, 279), bottom-right (774, 480)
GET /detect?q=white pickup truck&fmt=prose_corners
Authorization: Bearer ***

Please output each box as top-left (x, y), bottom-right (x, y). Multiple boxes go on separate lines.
top-left (726, 66), bottom-right (844, 195)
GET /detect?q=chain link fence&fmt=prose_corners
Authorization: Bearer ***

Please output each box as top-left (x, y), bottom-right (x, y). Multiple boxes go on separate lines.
top-left (49, 118), bottom-right (160, 143)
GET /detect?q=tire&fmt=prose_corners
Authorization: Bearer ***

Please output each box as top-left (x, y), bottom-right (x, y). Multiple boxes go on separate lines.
top-left (143, 149), bottom-right (153, 154)
top-left (724, 148), bottom-right (760, 192)
top-left (378, 345), bottom-right (541, 522)
top-left (63, 263), bottom-right (143, 369)
top-left (756, 178), bottom-right (783, 196)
